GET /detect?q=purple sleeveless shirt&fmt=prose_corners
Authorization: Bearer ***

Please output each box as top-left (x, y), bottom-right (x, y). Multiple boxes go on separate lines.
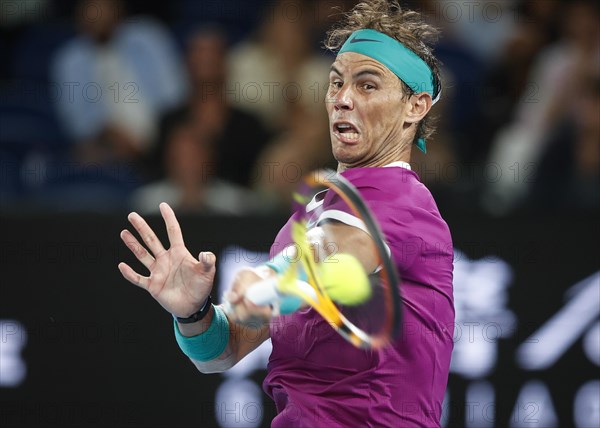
top-left (263, 166), bottom-right (455, 427)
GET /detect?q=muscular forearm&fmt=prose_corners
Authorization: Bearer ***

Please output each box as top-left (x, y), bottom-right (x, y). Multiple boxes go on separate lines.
top-left (176, 304), bottom-right (269, 374)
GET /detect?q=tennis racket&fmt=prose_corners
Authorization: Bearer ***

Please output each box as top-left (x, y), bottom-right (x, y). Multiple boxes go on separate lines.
top-left (225, 169), bottom-right (402, 349)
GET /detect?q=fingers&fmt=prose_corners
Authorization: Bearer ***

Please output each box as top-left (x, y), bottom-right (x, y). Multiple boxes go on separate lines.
top-left (118, 262), bottom-right (150, 290)
top-left (224, 269), bottom-right (273, 324)
top-left (224, 291), bottom-right (273, 325)
top-left (120, 229), bottom-right (155, 269)
top-left (225, 290), bottom-right (243, 305)
top-left (127, 212), bottom-right (166, 256)
top-left (159, 202), bottom-right (184, 247)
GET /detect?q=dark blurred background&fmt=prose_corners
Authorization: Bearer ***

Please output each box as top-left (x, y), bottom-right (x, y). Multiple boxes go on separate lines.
top-left (0, 0), bottom-right (597, 214)
top-left (0, 0), bottom-right (598, 427)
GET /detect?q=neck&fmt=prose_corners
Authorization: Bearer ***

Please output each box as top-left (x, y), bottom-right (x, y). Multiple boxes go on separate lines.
top-left (337, 140), bottom-right (412, 173)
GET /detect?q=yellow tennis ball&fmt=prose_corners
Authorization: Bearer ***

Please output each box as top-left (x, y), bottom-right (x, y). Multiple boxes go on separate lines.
top-left (320, 253), bottom-right (371, 306)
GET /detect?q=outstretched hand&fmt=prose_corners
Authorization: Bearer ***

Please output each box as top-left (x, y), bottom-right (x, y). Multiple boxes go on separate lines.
top-left (118, 202), bottom-right (215, 318)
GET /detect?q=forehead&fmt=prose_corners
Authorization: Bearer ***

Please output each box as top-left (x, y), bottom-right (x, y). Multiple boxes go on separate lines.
top-left (331, 52), bottom-right (396, 80)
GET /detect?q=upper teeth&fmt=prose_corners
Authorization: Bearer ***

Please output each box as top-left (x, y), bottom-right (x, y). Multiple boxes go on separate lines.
top-left (338, 124), bottom-right (352, 130)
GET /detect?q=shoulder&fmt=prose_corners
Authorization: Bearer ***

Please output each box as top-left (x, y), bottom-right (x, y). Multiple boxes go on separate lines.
top-left (52, 36), bottom-right (92, 70)
top-left (342, 165), bottom-right (420, 187)
top-left (341, 166), bottom-right (430, 206)
top-left (117, 17), bottom-right (171, 41)
top-left (339, 166), bottom-right (451, 238)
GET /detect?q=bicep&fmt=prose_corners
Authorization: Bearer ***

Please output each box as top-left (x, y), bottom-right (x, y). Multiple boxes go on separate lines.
top-left (320, 222), bottom-right (379, 273)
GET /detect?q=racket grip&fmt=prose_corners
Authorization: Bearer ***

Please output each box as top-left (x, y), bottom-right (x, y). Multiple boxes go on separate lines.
top-left (245, 277), bottom-right (281, 306)
top-left (221, 277), bottom-right (287, 317)
top-left (245, 278), bottom-right (318, 306)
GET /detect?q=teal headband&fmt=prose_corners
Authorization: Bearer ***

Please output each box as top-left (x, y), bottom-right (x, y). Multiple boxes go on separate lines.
top-left (338, 29), bottom-right (439, 153)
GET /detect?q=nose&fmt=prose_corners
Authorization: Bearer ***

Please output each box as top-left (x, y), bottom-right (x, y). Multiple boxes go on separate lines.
top-left (333, 86), bottom-right (354, 111)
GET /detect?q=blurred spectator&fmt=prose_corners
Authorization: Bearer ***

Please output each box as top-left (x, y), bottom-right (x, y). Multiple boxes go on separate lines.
top-left (50, 0), bottom-right (188, 163)
top-left (413, 0), bottom-right (488, 166)
top-left (224, 0), bottom-right (340, 209)
top-left (483, 0), bottom-right (600, 214)
top-left (421, 0), bottom-right (517, 65)
top-left (170, 0), bottom-right (265, 45)
top-left (226, 0), bottom-right (331, 132)
top-left (252, 100), bottom-right (333, 210)
top-left (480, 0), bottom-right (561, 164)
top-left (528, 73), bottom-right (600, 211)
top-left (131, 122), bottom-right (260, 215)
top-left (515, 0), bottom-right (561, 43)
top-left (149, 26), bottom-right (271, 188)
top-left (310, 0), bottom-right (354, 50)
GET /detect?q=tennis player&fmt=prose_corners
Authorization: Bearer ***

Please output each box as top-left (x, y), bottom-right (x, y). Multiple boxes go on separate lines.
top-left (119, 1), bottom-right (454, 426)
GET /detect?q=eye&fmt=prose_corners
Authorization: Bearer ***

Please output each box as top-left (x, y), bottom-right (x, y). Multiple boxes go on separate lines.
top-left (362, 83), bottom-right (376, 91)
top-left (330, 80), bottom-right (343, 89)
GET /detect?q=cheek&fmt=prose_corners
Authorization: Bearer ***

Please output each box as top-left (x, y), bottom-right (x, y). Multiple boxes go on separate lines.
top-left (325, 86), bottom-right (337, 111)
top-left (325, 100), bottom-right (333, 116)
top-left (370, 95), bottom-right (404, 129)
top-left (364, 97), bottom-right (398, 133)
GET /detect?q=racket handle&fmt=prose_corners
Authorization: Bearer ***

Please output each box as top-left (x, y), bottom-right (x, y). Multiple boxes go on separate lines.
top-left (221, 277), bottom-right (285, 317)
top-left (245, 278), bottom-right (317, 306)
top-left (245, 277), bottom-right (280, 306)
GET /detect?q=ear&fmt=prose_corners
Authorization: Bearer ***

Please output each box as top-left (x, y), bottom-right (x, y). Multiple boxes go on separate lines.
top-left (404, 92), bottom-right (432, 124)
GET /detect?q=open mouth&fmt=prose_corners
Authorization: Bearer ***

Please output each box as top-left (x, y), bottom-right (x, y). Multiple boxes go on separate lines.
top-left (334, 122), bottom-right (360, 143)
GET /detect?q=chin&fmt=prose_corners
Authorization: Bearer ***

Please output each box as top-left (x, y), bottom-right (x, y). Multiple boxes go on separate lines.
top-left (332, 138), bottom-right (366, 163)
top-left (333, 150), bottom-right (359, 165)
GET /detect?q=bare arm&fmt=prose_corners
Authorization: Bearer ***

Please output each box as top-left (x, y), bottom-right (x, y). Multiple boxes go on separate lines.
top-left (182, 305), bottom-right (271, 374)
top-left (178, 267), bottom-right (275, 373)
top-left (320, 221), bottom-right (379, 272)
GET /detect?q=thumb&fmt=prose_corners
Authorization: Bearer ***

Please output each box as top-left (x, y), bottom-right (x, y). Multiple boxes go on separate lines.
top-left (198, 251), bottom-right (216, 270)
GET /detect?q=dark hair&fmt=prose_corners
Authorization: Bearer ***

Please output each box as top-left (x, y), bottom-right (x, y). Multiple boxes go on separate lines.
top-left (325, 0), bottom-right (442, 145)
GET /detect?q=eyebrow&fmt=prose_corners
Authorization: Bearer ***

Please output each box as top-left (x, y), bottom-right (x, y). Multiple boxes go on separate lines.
top-left (330, 65), bottom-right (384, 80)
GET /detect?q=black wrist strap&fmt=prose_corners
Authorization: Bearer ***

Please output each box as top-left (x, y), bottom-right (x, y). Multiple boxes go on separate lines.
top-left (175, 295), bottom-right (212, 324)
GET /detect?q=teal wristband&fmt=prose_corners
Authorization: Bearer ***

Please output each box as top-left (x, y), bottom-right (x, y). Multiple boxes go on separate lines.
top-left (173, 305), bottom-right (230, 362)
top-left (278, 294), bottom-right (304, 315)
top-left (265, 250), bottom-right (297, 275)
top-left (265, 251), bottom-right (307, 282)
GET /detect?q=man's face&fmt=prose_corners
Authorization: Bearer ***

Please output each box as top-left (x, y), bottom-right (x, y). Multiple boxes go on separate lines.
top-left (78, 0), bottom-right (121, 42)
top-left (187, 33), bottom-right (226, 85)
top-left (326, 52), bottom-right (412, 168)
